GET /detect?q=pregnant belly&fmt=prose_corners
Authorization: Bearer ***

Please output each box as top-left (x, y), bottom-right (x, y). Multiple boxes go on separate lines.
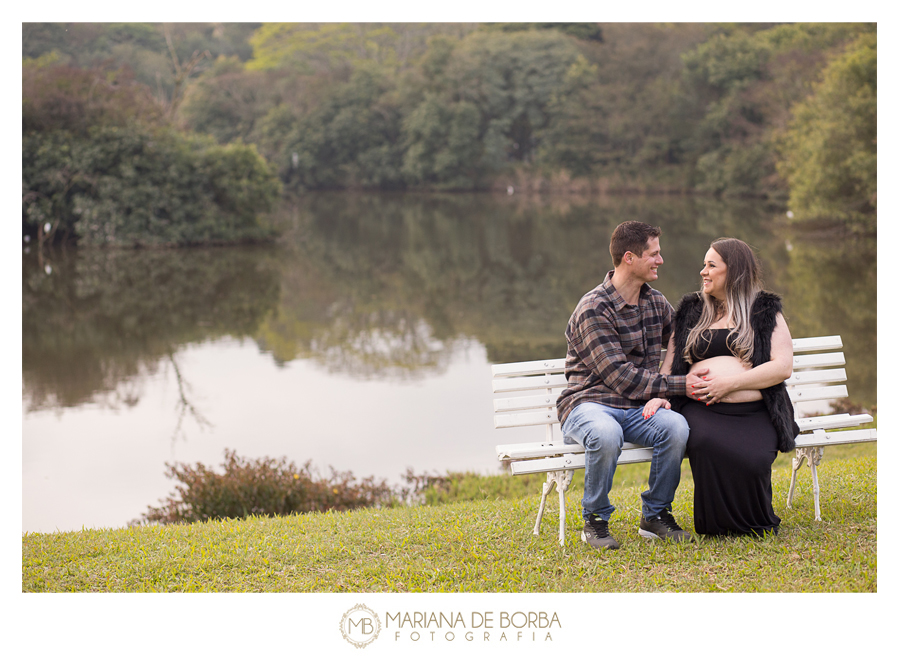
top-left (689, 355), bottom-right (763, 403)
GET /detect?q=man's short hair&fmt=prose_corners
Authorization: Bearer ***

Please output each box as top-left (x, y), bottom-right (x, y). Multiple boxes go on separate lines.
top-left (609, 221), bottom-right (662, 267)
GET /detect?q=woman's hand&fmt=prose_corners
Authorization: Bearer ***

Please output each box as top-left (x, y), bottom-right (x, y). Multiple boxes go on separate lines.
top-left (690, 373), bottom-right (737, 405)
top-left (689, 314), bottom-right (794, 405)
top-left (643, 397), bottom-right (671, 418)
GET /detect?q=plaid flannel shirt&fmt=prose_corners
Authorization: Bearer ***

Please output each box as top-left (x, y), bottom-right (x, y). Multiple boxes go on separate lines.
top-left (556, 271), bottom-right (689, 425)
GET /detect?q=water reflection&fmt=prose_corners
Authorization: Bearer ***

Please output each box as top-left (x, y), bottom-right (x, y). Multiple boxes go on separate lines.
top-left (268, 193), bottom-right (796, 365)
top-left (778, 226), bottom-right (877, 405)
top-left (261, 192), bottom-right (875, 392)
top-left (23, 246), bottom-right (282, 413)
top-left (22, 193), bottom-right (878, 414)
top-left (22, 193), bottom-right (876, 532)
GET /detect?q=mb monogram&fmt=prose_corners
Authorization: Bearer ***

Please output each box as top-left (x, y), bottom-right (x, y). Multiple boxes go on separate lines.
top-left (340, 604), bottom-right (382, 648)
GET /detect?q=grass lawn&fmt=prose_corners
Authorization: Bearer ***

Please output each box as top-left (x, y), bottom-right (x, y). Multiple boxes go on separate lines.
top-left (21, 444), bottom-right (876, 593)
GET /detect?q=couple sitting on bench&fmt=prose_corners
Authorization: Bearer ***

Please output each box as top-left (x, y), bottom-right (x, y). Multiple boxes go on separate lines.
top-left (558, 221), bottom-right (798, 550)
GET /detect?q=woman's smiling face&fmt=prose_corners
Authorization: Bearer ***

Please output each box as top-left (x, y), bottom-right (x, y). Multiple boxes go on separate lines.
top-left (700, 248), bottom-right (727, 299)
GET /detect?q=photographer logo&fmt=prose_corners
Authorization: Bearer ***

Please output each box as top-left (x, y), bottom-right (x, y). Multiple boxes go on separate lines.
top-left (340, 604), bottom-right (382, 648)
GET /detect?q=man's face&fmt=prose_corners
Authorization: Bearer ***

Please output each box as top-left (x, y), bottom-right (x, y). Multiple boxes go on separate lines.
top-left (628, 237), bottom-right (663, 283)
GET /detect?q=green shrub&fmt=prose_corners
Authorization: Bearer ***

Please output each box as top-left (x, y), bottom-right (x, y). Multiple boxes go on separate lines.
top-left (23, 58), bottom-right (282, 246)
top-left (23, 125), bottom-right (281, 246)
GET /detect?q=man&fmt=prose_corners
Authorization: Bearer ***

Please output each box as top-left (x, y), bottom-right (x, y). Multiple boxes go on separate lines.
top-left (556, 221), bottom-right (706, 550)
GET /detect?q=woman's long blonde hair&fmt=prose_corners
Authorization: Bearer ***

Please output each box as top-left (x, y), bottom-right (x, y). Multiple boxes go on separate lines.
top-left (683, 238), bottom-right (763, 365)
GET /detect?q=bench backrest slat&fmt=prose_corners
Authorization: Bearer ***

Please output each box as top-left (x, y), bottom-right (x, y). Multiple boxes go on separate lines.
top-left (491, 341), bottom-right (844, 380)
top-left (492, 335), bottom-right (855, 436)
top-left (793, 352), bottom-right (845, 368)
top-left (785, 368), bottom-right (846, 386)
top-left (495, 410), bottom-right (559, 429)
top-left (494, 365), bottom-right (846, 395)
top-left (788, 384), bottom-right (848, 403)
top-left (491, 359), bottom-right (566, 377)
top-left (493, 369), bottom-right (847, 410)
top-left (494, 392), bottom-right (564, 413)
top-left (493, 384), bottom-right (854, 427)
top-left (492, 337), bottom-right (841, 376)
top-left (792, 335), bottom-right (842, 352)
top-left (493, 374), bottom-right (567, 393)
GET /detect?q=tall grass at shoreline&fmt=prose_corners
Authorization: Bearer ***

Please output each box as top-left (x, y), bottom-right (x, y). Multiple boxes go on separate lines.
top-left (22, 444), bottom-right (875, 593)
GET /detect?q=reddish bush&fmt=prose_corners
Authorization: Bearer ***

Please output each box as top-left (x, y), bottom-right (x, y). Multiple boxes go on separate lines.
top-left (136, 449), bottom-right (399, 525)
top-left (23, 61), bottom-right (164, 135)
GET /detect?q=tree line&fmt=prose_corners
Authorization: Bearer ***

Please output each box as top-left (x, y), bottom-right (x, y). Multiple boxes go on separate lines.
top-left (22, 22), bottom-right (876, 246)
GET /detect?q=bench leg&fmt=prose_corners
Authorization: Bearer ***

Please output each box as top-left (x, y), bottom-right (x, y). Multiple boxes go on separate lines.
top-left (787, 451), bottom-right (806, 510)
top-left (787, 447), bottom-right (825, 520)
top-left (533, 471), bottom-right (574, 546)
top-left (533, 478), bottom-right (554, 536)
top-left (556, 470), bottom-right (573, 547)
top-left (809, 448), bottom-right (824, 521)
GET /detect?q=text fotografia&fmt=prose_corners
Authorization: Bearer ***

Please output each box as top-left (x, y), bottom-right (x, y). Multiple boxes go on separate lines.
top-left (386, 611), bottom-right (561, 642)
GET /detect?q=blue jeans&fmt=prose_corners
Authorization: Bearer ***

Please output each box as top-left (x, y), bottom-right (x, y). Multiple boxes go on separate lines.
top-left (561, 402), bottom-right (689, 521)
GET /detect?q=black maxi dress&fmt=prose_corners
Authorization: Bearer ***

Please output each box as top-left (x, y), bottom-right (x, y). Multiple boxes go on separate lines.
top-left (681, 329), bottom-right (781, 536)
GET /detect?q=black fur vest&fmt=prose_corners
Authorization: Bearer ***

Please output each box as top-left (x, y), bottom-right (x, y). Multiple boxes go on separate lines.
top-left (670, 291), bottom-right (798, 453)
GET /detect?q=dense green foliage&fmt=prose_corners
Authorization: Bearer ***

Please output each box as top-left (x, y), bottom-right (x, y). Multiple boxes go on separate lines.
top-left (779, 32), bottom-right (877, 221)
top-left (23, 22), bottom-right (259, 104)
top-left (23, 21), bottom-right (877, 240)
top-left (22, 33), bottom-right (282, 246)
top-left (23, 125), bottom-right (280, 246)
top-left (201, 21), bottom-right (873, 202)
top-left (679, 23), bottom-right (875, 203)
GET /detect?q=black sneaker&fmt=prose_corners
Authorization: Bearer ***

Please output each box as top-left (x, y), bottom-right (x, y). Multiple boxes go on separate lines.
top-left (639, 509), bottom-right (692, 542)
top-left (581, 515), bottom-right (620, 551)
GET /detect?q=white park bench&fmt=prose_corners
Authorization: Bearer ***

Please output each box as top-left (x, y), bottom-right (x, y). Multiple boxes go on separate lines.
top-left (492, 335), bottom-right (877, 546)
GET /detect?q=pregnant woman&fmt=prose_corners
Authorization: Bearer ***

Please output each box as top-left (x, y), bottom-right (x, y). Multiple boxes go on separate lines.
top-left (644, 238), bottom-right (799, 536)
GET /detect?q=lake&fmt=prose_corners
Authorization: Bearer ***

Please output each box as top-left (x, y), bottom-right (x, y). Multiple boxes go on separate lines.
top-left (22, 192), bottom-right (877, 533)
